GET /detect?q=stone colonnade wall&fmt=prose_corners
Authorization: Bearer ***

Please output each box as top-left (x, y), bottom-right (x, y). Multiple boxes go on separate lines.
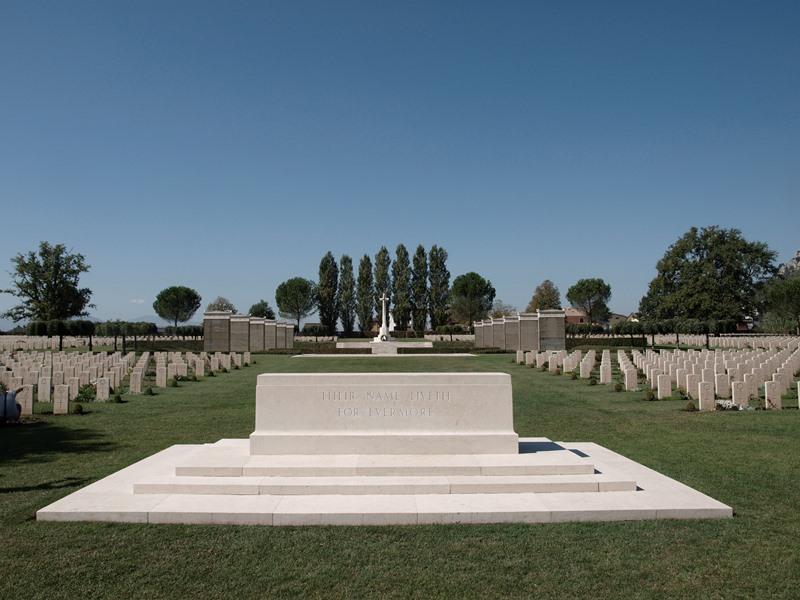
top-left (473, 309), bottom-right (566, 351)
top-left (203, 312), bottom-right (295, 352)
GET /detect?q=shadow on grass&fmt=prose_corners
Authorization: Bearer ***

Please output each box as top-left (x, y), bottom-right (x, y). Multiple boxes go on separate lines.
top-left (0, 475), bottom-right (90, 494)
top-left (0, 421), bottom-right (118, 465)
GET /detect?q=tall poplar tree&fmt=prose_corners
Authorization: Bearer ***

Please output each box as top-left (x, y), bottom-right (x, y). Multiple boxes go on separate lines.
top-left (391, 244), bottom-right (412, 330)
top-left (337, 255), bottom-right (356, 336)
top-left (411, 245), bottom-right (428, 334)
top-left (427, 245), bottom-right (450, 330)
top-left (356, 254), bottom-right (374, 334)
top-left (317, 251), bottom-right (339, 335)
top-left (374, 246), bottom-right (391, 320)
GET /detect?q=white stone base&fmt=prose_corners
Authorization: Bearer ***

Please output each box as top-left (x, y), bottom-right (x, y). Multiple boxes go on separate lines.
top-left (37, 438), bottom-right (732, 526)
top-left (335, 340), bottom-right (434, 354)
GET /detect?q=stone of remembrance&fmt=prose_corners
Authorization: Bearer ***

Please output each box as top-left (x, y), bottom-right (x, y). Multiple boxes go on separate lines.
top-left (38, 372), bottom-right (731, 525)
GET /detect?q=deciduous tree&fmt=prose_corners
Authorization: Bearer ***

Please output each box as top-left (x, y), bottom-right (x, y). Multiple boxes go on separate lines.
top-left (526, 279), bottom-right (561, 312)
top-left (275, 278), bottom-right (316, 331)
top-left (2, 241), bottom-right (93, 322)
top-left (639, 226), bottom-right (776, 322)
top-left (153, 286), bottom-right (202, 330)
top-left (566, 278), bottom-right (611, 325)
top-left (450, 272), bottom-right (495, 330)
top-left (206, 296), bottom-right (237, 313)
top-left (248, 299), bottom-right (275, 319)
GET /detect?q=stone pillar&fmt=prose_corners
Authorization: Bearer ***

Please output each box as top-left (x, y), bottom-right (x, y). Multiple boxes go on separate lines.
top-left (518, 313), bottom-right (539, 352)
top-left (264, 320), bottom-right (277, 349)
top-left (657, 374), bottom-right (671, 399)
top-left (698, 381), bottom-right (715, 411)
top-left (53, 385), bottom-right (69, 415)
top-left (249, 317), bottom-right (265, 351)
top-left (504, 315), bottom-right (520, 352)
top-left (203, 311), bottom-right (231, 353)
top-left (473, 321), bottom-right (484, 348)
top-left (492, 318), bottom-right (506, 351)
top-left (229, 315), bottom-right (251, 352)
top-left (537, 309), bottom-right (566, 351)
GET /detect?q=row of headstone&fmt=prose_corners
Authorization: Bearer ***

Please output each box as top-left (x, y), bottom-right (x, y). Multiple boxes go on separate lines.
top-left (474, 310), bottom-right (567, 352)
top-left (203, 312), bottom-right (294, 353)
top-left (629, 345), bottom-right (800, 410)
top-left (651, 334), bottom-right (800, 350)
top-left (0, 349), bottom-right (138, 414)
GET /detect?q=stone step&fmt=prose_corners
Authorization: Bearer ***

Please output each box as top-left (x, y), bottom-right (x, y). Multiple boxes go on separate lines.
top-left (175, 451), bottom-right (597, 478)
top-left (135, 474), bottom-right (635, 496)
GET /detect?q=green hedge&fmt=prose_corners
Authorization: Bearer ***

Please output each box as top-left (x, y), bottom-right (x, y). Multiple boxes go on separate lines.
top-left (566, 337), bottom-right (646, 349)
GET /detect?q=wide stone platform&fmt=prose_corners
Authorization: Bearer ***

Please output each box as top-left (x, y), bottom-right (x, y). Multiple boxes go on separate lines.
top-left (37, 372), bottom-right (732, 525)
top-left (37, 438), bottom-right (732, 525)
top-left (335, 340), bottom-right (434, 354)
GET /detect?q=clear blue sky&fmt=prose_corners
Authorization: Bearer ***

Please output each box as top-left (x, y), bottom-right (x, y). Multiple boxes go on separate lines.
top-left (1, 1), bottom-right (798, 328)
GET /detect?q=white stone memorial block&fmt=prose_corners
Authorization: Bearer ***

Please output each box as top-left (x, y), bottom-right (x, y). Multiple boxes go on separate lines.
top-left (53, 385), bottom-right (69, 415)
top-left (698, 381), bottom-right (715, 411)
top-left (579, 360), bottom-right (592, 379)
top-left (657, 374), bottom-right (671, 399)
top-left (68, 377), bottom-right (80, 400)
top-left (194, 358), bottom-right (205, 378)
top-left (96, 378), bottom-right (110, 402)
top-left (250, 373), bottom-right (518, 455)
top-left (38, 377), bottom-right (51, 402)
top-left (516, 350), bottom-right (525, 365)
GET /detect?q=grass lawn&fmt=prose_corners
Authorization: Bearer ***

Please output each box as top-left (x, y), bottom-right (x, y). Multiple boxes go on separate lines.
top-left (1, 354), bottom-right (799, 599)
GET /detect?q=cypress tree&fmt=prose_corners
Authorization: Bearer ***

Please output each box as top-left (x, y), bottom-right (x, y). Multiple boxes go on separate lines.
top-left (337, 255), bottom-right (356, 336)
top-left (411, 245), bottom-right (428, 334)
top-left (356, 254), bottom-right (374, 334)
top-left (428, 245), bottom-right (450, 330)
top-left (392, 244), bottom-right (411, 330)
top-left (317, 251), bottom-right (339, 335)
top-left (374, 246), bottom-right (391, 320)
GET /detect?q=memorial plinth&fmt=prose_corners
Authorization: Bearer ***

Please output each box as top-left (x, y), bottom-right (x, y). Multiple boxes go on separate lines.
top-left (37, 371), bottom-right (733, 526)
top-left (250, 373), bottom-right (518, 455)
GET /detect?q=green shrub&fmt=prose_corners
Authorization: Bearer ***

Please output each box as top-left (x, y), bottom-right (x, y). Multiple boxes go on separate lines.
top-left (76, 384), bottom-right (96, 403)
top-left (684, 401), bottom-right (697, 412)
top-left (207, 371), bottom-right (215, 377)
top-left (145, 386), bottom-right (155, 396)
top-left (539, 366), bottom-right (547, 372)
top-left (570, 372), bottom-right (578, 380)
top-left (645, 390), bottom-right (656, 401)
top-left (72, 403), bottom-right (84, 415)
top-left (614, 382), bottom-right (623, 393)
top-left (111, 394), bottom-right (123, 403)
top-left (168, 378), bottom-right (178, 388)
top-left (588, 377), bottom-right (597, 386)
